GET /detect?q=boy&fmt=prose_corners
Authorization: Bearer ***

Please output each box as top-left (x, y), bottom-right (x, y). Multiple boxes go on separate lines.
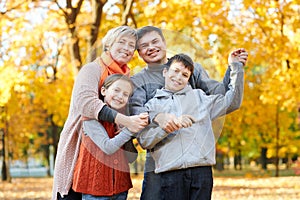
top-left (137, 53), bottom-right (244, 200)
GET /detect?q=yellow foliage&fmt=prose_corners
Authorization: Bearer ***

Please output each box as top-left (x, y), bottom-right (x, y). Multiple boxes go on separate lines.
top-left (1, 0), bottom-right (299, 164)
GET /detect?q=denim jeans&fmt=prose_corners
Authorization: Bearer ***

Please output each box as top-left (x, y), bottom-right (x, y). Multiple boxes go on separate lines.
top-left (160, 166), bottom-right (213, 200)
top-left (57, 188), bottom-right (82, 200)
top-left (140, 154), bottom-right (161, 200)
top-left (82, 191), bottom-right (128, 200)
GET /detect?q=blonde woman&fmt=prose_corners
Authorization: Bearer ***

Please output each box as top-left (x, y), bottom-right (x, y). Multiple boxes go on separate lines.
top-left (52, 26), bottom-right (148, 200)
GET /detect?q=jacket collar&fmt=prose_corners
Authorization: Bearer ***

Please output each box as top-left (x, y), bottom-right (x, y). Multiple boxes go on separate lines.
top-left (154, 85), bottom-right (192, 98)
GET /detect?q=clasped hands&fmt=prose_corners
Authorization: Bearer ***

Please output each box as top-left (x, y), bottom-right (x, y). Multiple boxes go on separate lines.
top-left (125, 112), bottom-right (149, 133)
top-left (154, 113), bottom-right (196, 133)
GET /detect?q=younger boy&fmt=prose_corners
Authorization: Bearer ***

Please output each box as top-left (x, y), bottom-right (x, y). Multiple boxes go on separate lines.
top-left (137, 53), bottom-right (244, 200)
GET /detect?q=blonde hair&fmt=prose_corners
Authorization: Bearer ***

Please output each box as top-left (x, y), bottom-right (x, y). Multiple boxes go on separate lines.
top-left (102, 26), bottom-right (137, 51)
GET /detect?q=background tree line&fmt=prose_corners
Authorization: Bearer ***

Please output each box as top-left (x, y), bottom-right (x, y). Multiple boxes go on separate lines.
top-left (0, 0), bottom-right (299, 181)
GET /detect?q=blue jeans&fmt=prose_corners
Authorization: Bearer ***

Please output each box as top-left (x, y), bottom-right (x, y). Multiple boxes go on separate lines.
top-left (82, 191), bottom-right (128, 200)
top-left (57, 188), bottom-right (82, 200)
top-left (140, 154), bottom-right (161, 200)
top-left (160, 166), bottom-right (213, 200)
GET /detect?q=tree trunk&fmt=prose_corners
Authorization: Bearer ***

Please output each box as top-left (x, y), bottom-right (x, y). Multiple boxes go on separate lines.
top-left (1, 106), bottom-right (11, 182)
top-left (58, 0), bottom-right (84, 71)
top-left (234, 149), bottom-right (242, 170)
top-left (121, 0), bottom-right (134, 25)
top-left (1, 128), bottom-right (7, 181)
top-left (261, 147), bottom-right (268, 170)
top-left (50, 115), bottom-right (60, 166)
top-left (86, 0), bottom-right (106, 63)
top-left (275, 105), bottom-right (280, 177)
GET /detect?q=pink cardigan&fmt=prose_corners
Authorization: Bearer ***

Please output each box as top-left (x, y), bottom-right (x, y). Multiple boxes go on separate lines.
top-left (52, 60), bottom-right (104, 199)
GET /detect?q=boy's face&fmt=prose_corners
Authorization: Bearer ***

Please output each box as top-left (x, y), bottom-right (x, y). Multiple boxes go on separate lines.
top-left (163, 61), bottom-right (191, 92)
top-left (137, 31), bottom-right (167, 65)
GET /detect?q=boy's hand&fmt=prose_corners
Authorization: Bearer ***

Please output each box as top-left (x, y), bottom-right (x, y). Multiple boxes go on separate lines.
top-left (179, 115), bottom-right (196, 128)
top-left (154, 113), bottom-right (182, 133)
top-left (228, 48), bottom-right (248, 66)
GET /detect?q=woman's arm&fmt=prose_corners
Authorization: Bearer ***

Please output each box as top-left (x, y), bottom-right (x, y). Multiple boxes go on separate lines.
top-left (72, 62), bottom-right (105, 119)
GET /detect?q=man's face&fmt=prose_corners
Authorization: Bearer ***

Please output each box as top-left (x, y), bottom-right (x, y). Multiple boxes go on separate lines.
top-left (137, 31), bottom-right (167, 65)
top-left (163, 61), bottom-right (191, 92)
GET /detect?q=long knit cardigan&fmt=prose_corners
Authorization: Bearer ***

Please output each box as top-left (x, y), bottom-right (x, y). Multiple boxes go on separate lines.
top-left (52, 52), bottom-right (130, 199)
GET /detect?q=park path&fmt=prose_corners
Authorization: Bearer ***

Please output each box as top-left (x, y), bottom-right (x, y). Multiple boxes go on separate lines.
top-left (0, 176), bottom-right (299, 199)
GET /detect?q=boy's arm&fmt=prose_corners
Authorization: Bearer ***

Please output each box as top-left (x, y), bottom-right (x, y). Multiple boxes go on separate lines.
top-left (208, 61), bottom-right (244, 120)
top-left (136, 100), bottom-right (171, 149)
top-left (192, 63), bottom-right (242, 114)
top-left (192, 49), bottom-right (247, 113)
top-left (83, 120), bottom-right (134, 155)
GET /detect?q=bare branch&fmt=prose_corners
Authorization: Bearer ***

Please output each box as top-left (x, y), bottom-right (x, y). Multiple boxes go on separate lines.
top-left (121, 0), bottom-right (134, 25)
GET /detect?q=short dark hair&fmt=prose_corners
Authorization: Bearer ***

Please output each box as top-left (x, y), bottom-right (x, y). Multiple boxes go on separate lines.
top-left (166, 53), bottom-right (194, 75)
top-left (137, 26), bottom-right (165, 42)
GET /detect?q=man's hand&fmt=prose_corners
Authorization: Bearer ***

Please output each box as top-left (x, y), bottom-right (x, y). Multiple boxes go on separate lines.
top-left (228, 48), bottom-right (248, 66)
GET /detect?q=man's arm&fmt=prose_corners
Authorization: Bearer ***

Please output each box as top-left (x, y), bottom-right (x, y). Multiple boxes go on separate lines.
top-left (128, 84), bottom-right (148, 115)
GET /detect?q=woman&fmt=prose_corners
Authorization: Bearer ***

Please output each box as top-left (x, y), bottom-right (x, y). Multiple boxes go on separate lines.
top-left (52, 26), bottom-right (148, 200)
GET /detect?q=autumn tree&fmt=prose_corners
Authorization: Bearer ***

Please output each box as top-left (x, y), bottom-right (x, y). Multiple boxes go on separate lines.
top-left (1, 0), bottom-right (299, 180)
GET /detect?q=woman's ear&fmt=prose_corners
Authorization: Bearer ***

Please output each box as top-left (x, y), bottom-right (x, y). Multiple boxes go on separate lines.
top-left (100, 86), bottom-right (106, 97)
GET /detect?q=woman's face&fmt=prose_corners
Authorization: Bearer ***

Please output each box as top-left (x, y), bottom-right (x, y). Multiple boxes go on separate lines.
top-left (101, 79), bottom-right (132, 110)
top-left (110, 35), bottom-right (136, 66)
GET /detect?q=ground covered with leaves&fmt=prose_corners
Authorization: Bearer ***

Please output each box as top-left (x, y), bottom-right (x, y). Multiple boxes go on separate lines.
top-left (0, 175), bottom-right (299, 200)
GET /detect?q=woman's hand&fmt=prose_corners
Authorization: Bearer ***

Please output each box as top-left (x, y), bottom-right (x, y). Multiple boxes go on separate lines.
top-left (116, 112), bottom-right (149, 133)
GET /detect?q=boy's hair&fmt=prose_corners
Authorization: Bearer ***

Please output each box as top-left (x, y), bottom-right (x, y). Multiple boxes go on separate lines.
top-left (166, 53), bottom-right (194, 75)
top-left (136, 26), bottom-right (166, 43)
top-left (100, 74), bottom-right (134, 100)
top-left (102, 26), bottom-right (137, 51)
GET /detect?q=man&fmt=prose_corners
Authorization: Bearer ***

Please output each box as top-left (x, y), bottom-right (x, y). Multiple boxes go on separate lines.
top-left (129, 26), bottom-right (248, 200)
